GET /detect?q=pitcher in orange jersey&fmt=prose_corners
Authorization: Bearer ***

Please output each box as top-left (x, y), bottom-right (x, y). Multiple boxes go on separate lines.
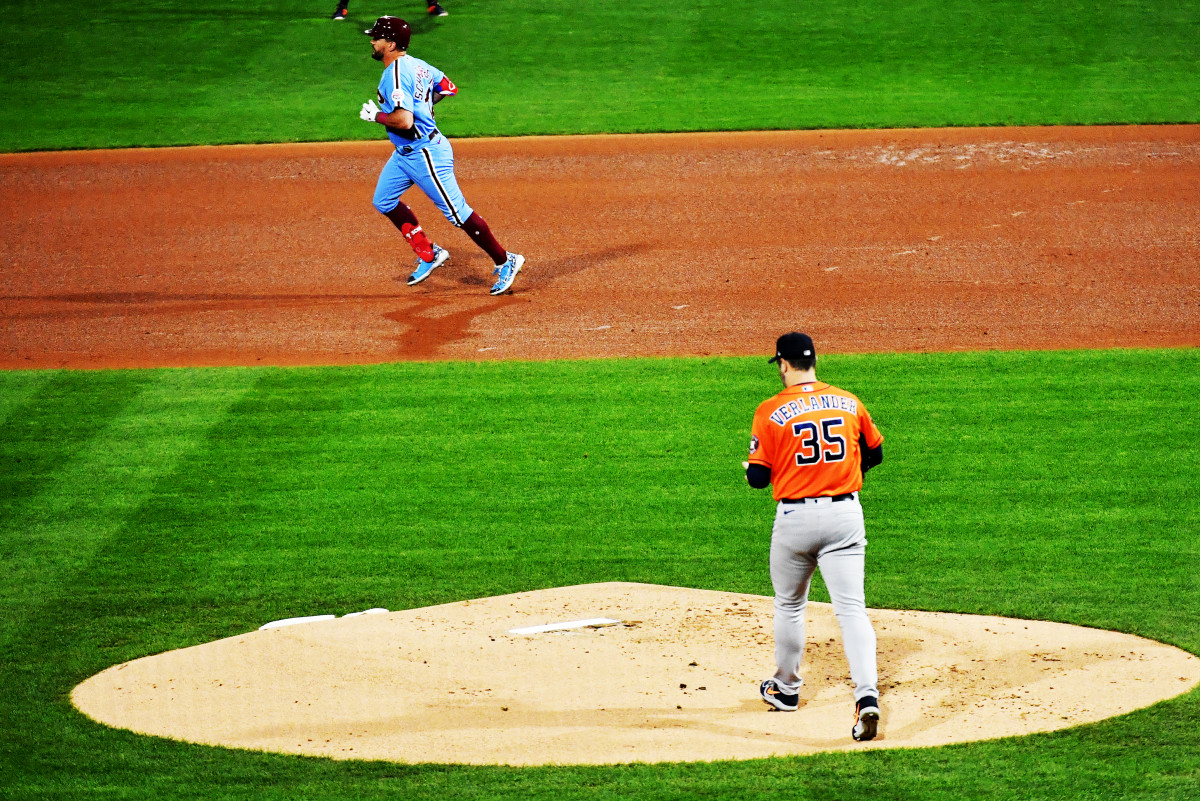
top-left (744, 332), bottom-right (885, 741)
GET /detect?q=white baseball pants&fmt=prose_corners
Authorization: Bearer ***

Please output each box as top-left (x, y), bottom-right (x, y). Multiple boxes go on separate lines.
top-left (768, 494), bottom-right (878, 703)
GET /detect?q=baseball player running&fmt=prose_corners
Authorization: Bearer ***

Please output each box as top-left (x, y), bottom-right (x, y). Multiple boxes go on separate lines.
top-left (359, 16), bottom-right (524, 295)
top-left (744, 332), bottom-right (885, 741)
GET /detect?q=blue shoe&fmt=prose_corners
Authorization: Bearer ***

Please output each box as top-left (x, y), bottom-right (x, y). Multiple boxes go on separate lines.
top-left (407, 245), bottom-right (449, 286)
top-left (489, 252), bottom-right (524, 295)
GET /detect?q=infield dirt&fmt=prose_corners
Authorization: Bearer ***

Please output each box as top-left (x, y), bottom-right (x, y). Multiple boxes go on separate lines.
top-left (2, 125), bottom-right (1198, 369)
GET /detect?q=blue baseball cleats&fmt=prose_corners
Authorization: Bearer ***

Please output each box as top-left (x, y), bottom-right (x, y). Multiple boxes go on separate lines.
top-left (407, 245), bottom-right (449, 286)
top-left (489, 252), bottom-right (524, 295)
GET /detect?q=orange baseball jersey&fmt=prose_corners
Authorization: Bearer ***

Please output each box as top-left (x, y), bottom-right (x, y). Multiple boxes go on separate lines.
top-left (748, 381), bottom-right (884, 501)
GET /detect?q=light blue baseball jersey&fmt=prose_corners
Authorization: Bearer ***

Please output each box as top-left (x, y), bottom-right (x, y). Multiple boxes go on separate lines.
top-left (375, 55), bottom-right (458, 148)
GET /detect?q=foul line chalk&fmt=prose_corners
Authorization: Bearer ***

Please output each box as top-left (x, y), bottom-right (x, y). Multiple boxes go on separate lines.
top-left (508, 618), bottom-right (622, 635)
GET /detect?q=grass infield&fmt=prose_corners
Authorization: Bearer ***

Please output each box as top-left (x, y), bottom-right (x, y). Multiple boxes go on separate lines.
top-left (2, 349), bottom-right (1198, 798)
top-left (1, 0), bottom-right (1198, 151)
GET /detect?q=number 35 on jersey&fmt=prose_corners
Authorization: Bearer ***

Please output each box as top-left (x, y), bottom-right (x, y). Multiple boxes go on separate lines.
top-left (748, 382), bottom-right (884, 500)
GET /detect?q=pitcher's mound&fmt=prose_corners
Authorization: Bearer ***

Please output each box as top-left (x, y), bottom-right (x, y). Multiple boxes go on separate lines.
top-left (71, 583), bottom-right (1199, 766)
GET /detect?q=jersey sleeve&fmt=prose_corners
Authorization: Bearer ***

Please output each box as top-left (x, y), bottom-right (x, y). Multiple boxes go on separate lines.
top-left (392, 71), bottom-right (415, 113)
top-left (747, 403), bottom-right (774, 468)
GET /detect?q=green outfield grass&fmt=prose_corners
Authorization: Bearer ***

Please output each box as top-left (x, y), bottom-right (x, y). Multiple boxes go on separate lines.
top-left (2, 349), bottom-right (1198, 799)
top-left (0, 0), bottom-right (1198, 151)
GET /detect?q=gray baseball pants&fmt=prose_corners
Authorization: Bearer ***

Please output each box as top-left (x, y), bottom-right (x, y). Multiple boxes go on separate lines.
top-left (769, 494), bottom-right (879, 702)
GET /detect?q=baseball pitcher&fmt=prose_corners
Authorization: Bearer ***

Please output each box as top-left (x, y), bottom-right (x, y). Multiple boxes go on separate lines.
top-left (745, 332), bottom-right (885, 741)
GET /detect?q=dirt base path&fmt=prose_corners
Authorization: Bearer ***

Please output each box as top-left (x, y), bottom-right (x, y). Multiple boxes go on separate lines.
top-left (3, 125), bottom-right (1198, 370)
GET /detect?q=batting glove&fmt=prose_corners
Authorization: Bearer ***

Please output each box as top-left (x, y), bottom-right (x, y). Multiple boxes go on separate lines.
top-left (360, 100), bottom-right (380, 122)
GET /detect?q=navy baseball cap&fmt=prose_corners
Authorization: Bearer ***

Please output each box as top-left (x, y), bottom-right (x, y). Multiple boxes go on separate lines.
top-left (768, 332), bottom-right (816, 364)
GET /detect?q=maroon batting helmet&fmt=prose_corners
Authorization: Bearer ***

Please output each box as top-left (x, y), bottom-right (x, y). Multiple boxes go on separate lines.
top-left (364, 16), bottom-right (411, 49)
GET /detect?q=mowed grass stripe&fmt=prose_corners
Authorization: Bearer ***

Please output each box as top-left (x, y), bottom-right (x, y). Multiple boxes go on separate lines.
top-left (0, 369), bottom-right (260, 648)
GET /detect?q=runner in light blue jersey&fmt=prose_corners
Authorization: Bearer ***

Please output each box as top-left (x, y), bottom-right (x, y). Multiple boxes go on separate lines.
top-left (359, 16), bottom-right (523, 295)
